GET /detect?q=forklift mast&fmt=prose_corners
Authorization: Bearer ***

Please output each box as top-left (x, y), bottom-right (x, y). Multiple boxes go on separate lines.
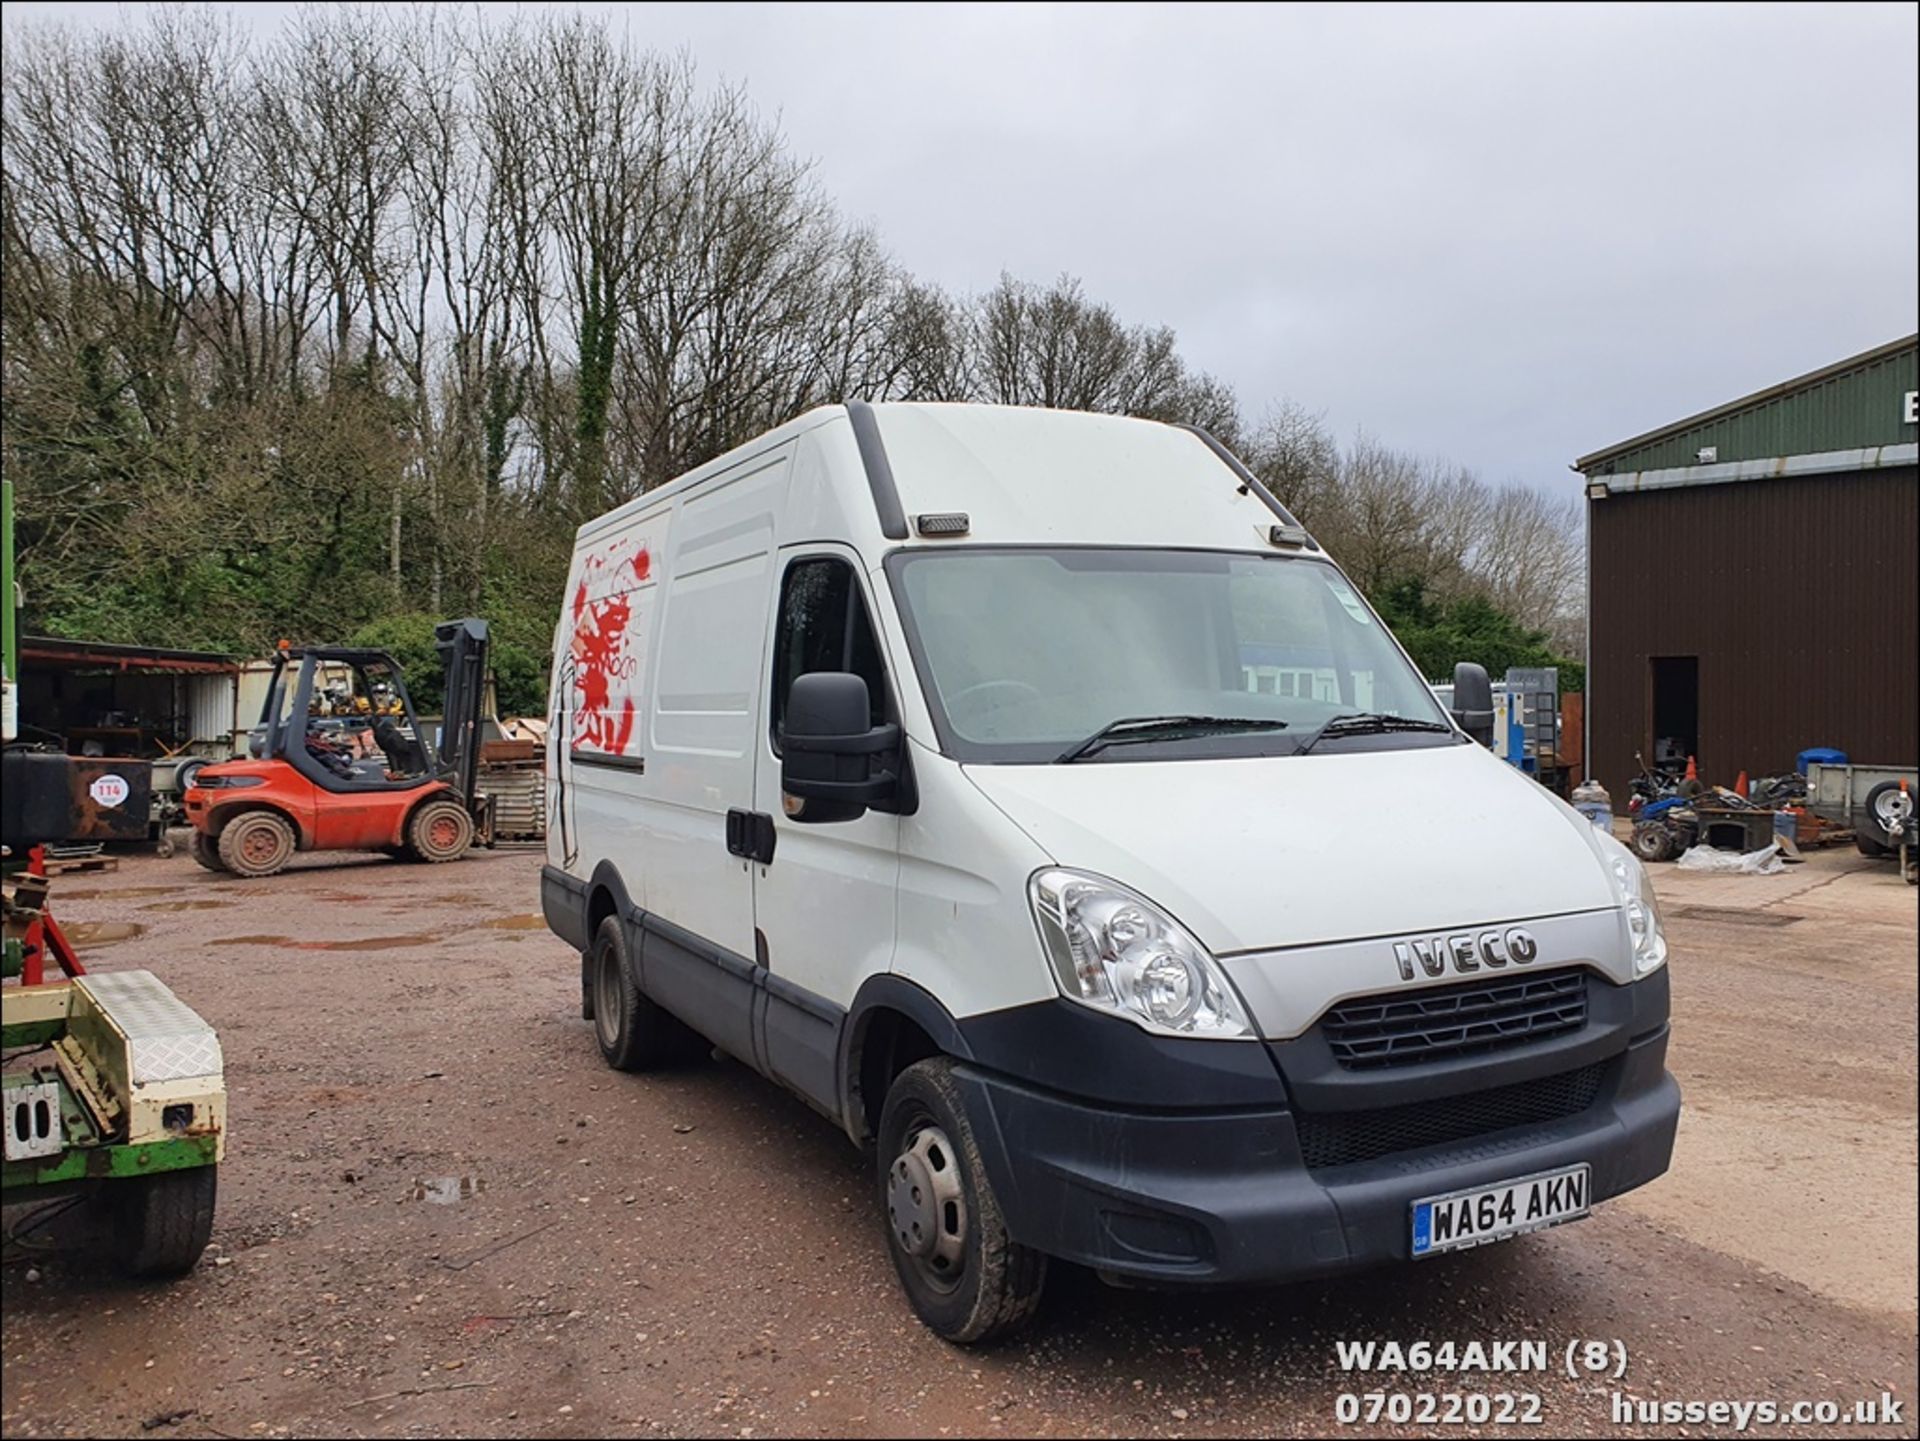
top-left (434, 618), bottom-right (490, 803)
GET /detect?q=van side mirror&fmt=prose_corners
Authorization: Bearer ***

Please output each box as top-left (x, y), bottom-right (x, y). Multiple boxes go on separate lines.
top-left (781, 672), bottom-right (902, 824)
top-left (1451, 662), bottom-right (1495, 747)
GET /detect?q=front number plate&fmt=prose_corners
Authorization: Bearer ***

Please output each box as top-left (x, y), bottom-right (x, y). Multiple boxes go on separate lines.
top-left (1411, 1163), bottom-right (1590, 1257)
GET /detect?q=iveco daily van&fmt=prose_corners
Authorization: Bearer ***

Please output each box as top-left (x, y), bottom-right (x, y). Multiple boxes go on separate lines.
top-left (540, 402), bottom-right (1679, 1342)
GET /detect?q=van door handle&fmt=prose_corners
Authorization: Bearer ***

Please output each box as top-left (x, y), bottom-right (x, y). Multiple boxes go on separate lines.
top-left (725, 809), bottom-right (777, 865)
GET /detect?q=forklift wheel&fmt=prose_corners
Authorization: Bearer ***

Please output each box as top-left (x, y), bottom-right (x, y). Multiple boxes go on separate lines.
top-left (407, 799), bottom-right (475, 863)
top-left (189, 830), bottom-right (230, 874)
top-left (217, 811), bottom-right (296, 878)
top-left (113, 1164), bottom-right (218, 1279)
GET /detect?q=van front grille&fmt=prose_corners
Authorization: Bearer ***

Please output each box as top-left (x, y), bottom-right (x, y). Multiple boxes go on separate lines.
top-left (1321, 969), bottom-right (1588, 1069)
top-left (1293, 1062), bottom-right (1608, 1171)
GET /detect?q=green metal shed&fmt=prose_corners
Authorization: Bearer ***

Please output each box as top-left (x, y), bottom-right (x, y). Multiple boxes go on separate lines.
top-left (1573, 335), bottom-right (1918, 799)
top-left (1577, 334), bottom-right (1917, 478)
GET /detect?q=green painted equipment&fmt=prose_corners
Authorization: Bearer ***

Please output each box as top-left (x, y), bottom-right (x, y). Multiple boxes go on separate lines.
top-left (3, 476), bottom-right (226, 1277)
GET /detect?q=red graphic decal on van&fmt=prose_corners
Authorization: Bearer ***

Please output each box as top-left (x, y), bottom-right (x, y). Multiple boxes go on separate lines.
top-left (569, 537), bottom-right (651, 756)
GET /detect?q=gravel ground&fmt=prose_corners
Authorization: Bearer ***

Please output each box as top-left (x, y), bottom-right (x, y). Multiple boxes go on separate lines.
top-left (3, 841), bottom-right (1915, 1439)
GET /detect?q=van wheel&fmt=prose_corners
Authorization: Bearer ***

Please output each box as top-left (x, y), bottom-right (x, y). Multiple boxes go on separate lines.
top-left (217, 811), bottom-right (295, 878)
top-left (589, 917), bottom-right (692, 1071)
top-left (406, 799), bottom-right (474, 863)
top-left (877, 1058), bottom-right (1046, 1344)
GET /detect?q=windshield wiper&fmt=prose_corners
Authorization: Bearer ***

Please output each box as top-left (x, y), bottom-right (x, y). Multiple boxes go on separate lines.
top-left (1293, 711), bottom-right (1456, 757)
top-left (1056, 714), bottom-right (1290, 764)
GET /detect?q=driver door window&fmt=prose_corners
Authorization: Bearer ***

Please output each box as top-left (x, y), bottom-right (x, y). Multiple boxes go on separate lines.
top-left (771, 557), bottom-right (887, 750)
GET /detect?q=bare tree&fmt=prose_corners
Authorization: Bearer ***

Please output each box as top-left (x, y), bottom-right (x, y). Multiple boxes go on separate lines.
top-left (12, 4), bottom-right (1573, 691)
top-left (1477, 483), bottom-right (1585, 648)
top-left (965, 272), bottom-right (1239, 435)
top-left (1242, 400), bottom-right (1341, 528)
top-left (879, 278), bottom-right (970, 401)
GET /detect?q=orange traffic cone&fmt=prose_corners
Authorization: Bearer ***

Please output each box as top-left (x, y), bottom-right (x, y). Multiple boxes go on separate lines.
top-left (1735, 770), bottom-right (1749, 797)
top-left (1685, 755), bottom-right (1698, 782)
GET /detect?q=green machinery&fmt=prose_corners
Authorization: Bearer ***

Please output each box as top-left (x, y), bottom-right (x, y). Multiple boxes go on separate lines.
top-left (3, 476), bottom-right (226, 1275)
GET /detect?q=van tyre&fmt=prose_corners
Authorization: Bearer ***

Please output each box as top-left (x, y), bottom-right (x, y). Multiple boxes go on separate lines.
top-left (406, 799), bottom-right (474, 863)
top-left (217, 811), bottom-right (295, 878)
top-left (877, 1057), bottom-right (1046, 1345)
top-left (589, 917), bottom-right (696, 1071)
top-left (113, 1165), bottom-right (218, 1278)
top-left (189, 831), bottom-right (229, 873)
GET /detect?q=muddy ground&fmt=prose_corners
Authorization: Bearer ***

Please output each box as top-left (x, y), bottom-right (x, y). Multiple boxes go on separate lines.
top-left (3, 840), bottom-right (1915, 1439)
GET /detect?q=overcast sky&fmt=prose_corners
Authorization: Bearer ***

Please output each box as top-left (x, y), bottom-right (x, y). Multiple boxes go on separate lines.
top-left (11, 2), bottom-right (1919, 489)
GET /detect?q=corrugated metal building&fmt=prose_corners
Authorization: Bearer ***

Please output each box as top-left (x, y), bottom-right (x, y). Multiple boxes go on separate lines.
top-left (1575, 334), bottom-right (1918, 793)
top-left (18, 636), bottom-right (245, 758)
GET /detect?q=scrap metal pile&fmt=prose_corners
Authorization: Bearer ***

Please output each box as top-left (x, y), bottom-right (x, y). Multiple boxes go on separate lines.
top-left (1628, 760), bottom-right (1846, 864)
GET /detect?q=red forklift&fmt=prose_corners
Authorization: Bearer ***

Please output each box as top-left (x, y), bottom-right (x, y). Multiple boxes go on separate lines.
top-left (183, 620), bottom-right (493, 878)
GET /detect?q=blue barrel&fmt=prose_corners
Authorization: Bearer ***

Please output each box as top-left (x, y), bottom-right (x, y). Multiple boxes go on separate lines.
top-left (1797, 747), bottom-right (1848, 775)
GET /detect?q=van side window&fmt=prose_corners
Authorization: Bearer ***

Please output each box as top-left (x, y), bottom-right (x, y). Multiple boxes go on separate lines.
top-left (772, 558), bottom-right (887, 749)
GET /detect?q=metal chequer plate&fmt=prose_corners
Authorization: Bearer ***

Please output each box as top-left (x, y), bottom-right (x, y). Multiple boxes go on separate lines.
top-left (74, 971), bottom-right (224, 1084)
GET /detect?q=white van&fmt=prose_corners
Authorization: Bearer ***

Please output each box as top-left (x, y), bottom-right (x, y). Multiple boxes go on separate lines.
top-left (541, 403), bottom-right (1679, 1342)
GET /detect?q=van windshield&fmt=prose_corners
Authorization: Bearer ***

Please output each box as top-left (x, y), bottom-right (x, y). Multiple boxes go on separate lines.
top-left (886, 548), bottom-right (1456, 763)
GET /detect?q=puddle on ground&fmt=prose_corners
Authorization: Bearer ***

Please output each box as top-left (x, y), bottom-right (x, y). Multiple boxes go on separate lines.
top-left (412, 1175), bottom-right (485, 1205)
top-left (209, 933), bottom-right (444, 952)
top-left (141, 899), bottom-right (235, 913)
top-left (484, 914), bottom-right (545, 930)
top-left (63, 920), bottom-right (147, 947)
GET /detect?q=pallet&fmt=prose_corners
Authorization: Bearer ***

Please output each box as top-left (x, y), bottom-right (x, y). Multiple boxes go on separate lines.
top-left (43, 855), bottom-right (118, 876)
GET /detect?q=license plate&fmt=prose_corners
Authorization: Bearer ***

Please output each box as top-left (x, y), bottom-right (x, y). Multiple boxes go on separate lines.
top-left (1411, 1163), bottom-right (1590, 1257)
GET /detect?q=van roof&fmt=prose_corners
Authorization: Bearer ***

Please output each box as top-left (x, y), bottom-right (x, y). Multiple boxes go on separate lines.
top-left (867, 403), bottom-right (1302, 552)
top-left (577, 402), bottom-right (1307, 555)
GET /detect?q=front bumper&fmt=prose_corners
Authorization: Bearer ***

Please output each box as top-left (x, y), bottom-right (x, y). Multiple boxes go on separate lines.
top-left (951, 1015), bottom-right (1678, 1286)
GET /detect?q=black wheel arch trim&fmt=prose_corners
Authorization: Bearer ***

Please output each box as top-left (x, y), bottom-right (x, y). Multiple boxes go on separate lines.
top-left (839, 975), bottom-right (975, 1143)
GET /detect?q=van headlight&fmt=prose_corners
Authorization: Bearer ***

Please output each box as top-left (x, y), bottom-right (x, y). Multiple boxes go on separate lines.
top-left (1028, 869), bottom-right (1253, 1038)
top-left (1595, 831), bottom-right (1669, 976)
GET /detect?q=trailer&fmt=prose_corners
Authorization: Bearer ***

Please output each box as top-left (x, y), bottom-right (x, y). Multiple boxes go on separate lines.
top-left (2, 477), bottom-right (226, 1275)
top-left (1805, 761), bottom-right (1918, 881)
top-left (2, 951), bottom-right (226, 1276)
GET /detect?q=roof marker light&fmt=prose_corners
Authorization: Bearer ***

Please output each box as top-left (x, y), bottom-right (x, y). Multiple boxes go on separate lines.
top-left (916, 512), bottom-right (970, 537)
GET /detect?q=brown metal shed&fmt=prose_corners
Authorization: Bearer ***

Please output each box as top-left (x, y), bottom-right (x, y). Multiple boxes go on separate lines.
top-left (1575, 336), bottom-right (1918, 794)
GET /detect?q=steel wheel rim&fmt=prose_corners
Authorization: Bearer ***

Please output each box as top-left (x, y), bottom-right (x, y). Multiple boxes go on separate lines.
top-left (887, 1118), bottom-right (967, 1293)
top-left (241, 823), bottom-right (282, 866)
top-left (594, 946), bottom-right (623, 1050)
top-left (428, 813), bottom-right (462, 851)
top-left (1873, 789), bottom-right (1913, 829)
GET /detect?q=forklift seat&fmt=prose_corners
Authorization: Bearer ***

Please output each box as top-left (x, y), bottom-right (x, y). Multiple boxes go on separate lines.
top-left (373, 715), bottom-right (428, 778)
